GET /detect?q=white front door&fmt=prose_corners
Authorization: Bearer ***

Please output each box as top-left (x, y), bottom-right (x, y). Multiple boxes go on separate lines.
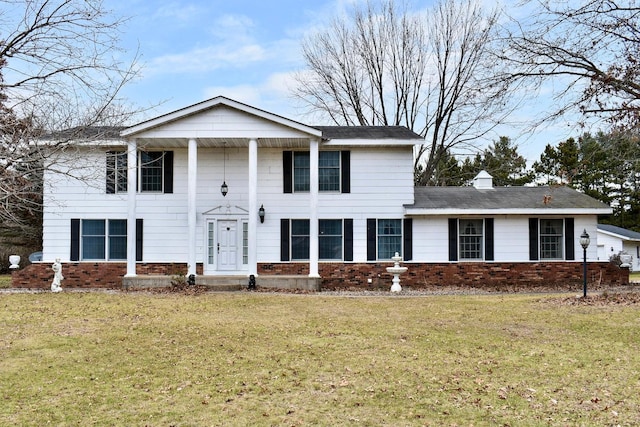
top-left (217, 220), bottom-right (238, 271)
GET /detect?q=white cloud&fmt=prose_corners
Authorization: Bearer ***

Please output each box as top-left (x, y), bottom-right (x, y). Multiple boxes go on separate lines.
top-left (148, 43), bottom-right (266, 74)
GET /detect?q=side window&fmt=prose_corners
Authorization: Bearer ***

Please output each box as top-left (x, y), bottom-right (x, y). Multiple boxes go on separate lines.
top-left (319, 219), bottom-right (343, 260)
top-left (106, 151), bottom-right (128, 194)
top-left (291, 219), bottom-right (310, 260)
top-left (293, 152), bottom-right (310, 192)
top-left (284, 150), bottom-right (349, 194)
top-left (140, 151), bottom-right (164, 192)
top-left (377, 219), bottom-right (402, 260)
top-left (540, 219), bottom-right (564, 259)
top-left (459, 219), bottom-right (483, 260)
top-left (319, 151), bottom-right (340, 191)
top-left (106, 151), bottom-right (173, 194)
top-left (81, 219), bottom-right (127, 260)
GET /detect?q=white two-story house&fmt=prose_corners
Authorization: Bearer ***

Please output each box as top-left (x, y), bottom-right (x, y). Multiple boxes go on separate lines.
top-left (14, 96), bottom-right (626, 290)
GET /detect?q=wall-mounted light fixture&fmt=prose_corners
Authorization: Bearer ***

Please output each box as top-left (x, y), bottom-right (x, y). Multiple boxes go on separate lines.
top-left (221, 142), bottom-right (228, 197)
top-left (258, 204), bottom-right (265, 223)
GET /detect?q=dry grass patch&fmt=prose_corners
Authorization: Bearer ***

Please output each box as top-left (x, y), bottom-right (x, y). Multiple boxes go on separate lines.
top-left (0, 275), bottom-right (11, 288)
top-left (1, 292), bottom-right (639, 425)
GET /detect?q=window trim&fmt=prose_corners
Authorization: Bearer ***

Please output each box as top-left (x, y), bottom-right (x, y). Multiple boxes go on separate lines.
top-left (106, 150), bottom-right (173, 194)
top-left (319, 219), bottom-right (344, 261)
top-left (283, 150), bottom-right (350, 194)
top-left (458, 218), bottom-right (484, 261)
top-left (539, 218), bottom-right (564, 260)
top-left (529, 217), bottom-right (574, 261)
top-left (448, 218), bottom-right (494, 262)
top-left (80, 219), bottom-right (127, 261)
top-left (71, 218), bottom-right (143, 262)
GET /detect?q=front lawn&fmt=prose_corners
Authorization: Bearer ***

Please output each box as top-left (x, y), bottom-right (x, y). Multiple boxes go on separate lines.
top-left (0, 275), bottom-right (11, 288)
top-left (1, 292), bottom-right (639, 425)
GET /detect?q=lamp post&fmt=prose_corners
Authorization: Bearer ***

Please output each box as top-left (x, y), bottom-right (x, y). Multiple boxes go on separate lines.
top-left (579, 229), bottom-right (590, 297)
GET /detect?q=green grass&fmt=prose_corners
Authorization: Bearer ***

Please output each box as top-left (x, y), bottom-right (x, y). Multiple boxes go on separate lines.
top-left (0, 275), bottom-right (11, 288)
top-left (1, 292), bottom-right (639, 426)
top-left (630, 271), bottom-right (640, 282)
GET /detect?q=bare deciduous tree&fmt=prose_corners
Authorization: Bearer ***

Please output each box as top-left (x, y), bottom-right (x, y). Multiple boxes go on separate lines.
top-left (0, 0), bottom-right (140, 250)
top-left (295, 0), bottom-right (513, 185)
top-left (502, 0), bottom-right (640, 129)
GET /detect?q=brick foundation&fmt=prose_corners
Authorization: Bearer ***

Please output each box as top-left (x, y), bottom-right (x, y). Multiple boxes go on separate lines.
top-left (316, 261), bottom-right (629, 290)
top-left (12, 261), bottom-right (629, 291)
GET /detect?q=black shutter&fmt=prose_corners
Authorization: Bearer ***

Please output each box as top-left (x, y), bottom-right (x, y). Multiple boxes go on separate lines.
top-left (280, 219), bottom-right (290, 261)
top-left (403, 218), bottom-right (413, 261)
top-left (344, 219), bottom-right (353, 261)
top-left (367, 218), bottom-right (377, 261)
top-left (106, 152), bottom-right (115, 194)
top-left (136, 218), bottom-right (144, 262)
top-left (484, 218), bottom-right (494, 261)
top-left (448, 219), bottom-right (458, 261)
top-left (341, 151), bottom-right (350, 194)
top-left (163, 151), bottom-right (173, 194)
top-left (70, 219), bottom-right (80, 261)
top-left (529, 218), bottom-right (539, 261)
top-left (283, 151), bottom-right (293, 193)
top-left (565, 218), bottom-right (575, 260)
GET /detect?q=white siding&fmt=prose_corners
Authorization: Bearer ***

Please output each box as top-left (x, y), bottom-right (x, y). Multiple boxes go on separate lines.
top-left (411, 215), bottom-right (601, 263)
top-left (42, 143), bottom-right (415, 264)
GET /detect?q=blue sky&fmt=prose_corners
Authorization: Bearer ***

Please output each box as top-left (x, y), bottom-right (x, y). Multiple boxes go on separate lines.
top-left (111, 0), bottom-right (580, 163)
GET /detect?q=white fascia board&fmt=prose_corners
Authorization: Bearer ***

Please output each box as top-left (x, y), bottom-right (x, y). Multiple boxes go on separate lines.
top-left (597, 229), bottom-right (640, 242)
top-left (121, 96), bottom-right (323, 139)
top-left (37, 138), bottom-right (125, 147)
top-left (404, 208), bottom-right (614, 216)
top-left (323, 138), bottom-right (422, 146)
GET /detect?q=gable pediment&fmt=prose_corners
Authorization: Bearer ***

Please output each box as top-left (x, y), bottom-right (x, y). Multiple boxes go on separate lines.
top-left (122, 96), bottom-right (322, 144)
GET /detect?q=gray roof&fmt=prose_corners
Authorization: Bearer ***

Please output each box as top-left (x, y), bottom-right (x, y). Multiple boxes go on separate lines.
top-left (314, 126), bottom-right (423, 140)
top-left (597, 224), bottom-right (640, 240)
top-left (408, 185), bottom-right (611, 211)
top-left (45, 126), bottom-right (126, 140)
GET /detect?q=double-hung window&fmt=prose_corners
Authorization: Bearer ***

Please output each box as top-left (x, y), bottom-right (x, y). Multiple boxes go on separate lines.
top-left (377, 219), bottom-right (403, 260)
top-left (319, 219), bottom-right (343, 260)
top-left (140, 151), bottom-right (164, 192)
top-left (539, 219), bottom-right (563, 259)
top-left (106, 150), bottom-right (173, 194)
top-left (528, 218), bottom-right (574, 261)
top-left (291, 219), bottom-right (310, 260)
top-left (284, 150), bottom-right (350, 193)
top-left (106, 151), bottom-right (128, 193)
top-left (81, 219), bottom-right (127, 260)
top-left (319, 152), bottom-right (340, 191)
top-left (448, 218), bottom-right (494, 261)
top-left (293, 152), bottom-right (311, 192)
top-left (281, 218), bottom-right (354, 262)
top-left (459, 219), bottom-right (484, 260)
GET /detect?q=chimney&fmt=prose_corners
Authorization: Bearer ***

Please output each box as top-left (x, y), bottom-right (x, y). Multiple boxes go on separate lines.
top-left (473, 170), bottom-right (493, 189)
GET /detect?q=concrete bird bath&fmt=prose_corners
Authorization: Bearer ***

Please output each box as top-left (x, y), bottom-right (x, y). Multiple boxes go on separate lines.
top-left (386, 252), bottom-right (407, 293)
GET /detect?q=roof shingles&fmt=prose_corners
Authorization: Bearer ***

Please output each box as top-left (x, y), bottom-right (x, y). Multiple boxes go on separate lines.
top-left (408, 186), bottom-right (611, 210)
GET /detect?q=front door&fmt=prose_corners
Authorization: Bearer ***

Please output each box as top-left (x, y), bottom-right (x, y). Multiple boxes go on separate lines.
top-left (217, 220), bottom-right (238, 271)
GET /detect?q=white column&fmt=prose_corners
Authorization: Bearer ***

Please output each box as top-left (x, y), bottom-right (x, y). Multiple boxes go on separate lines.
top-left (248, 138), bottom-right (258, 276)
top-left (125, 139), bottom-right (137, 277)
top-left (309, 139), bottom-right (319, 277)
top-left (187, 138), bottom-right (197, 276)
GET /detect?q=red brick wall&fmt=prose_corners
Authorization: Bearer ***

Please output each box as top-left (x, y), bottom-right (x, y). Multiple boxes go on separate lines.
top-left (12, 261), bottom-right (628, 290)
top-left (316, 261), bottom-right (629, 290)
top-left (11, 262), bottom-right (203, 289)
